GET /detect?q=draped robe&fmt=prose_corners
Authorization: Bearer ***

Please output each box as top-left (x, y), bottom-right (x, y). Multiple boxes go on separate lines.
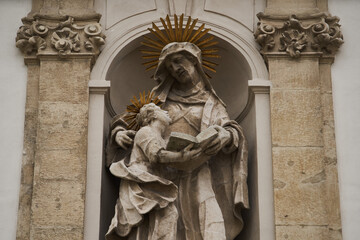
top-left (106, 83), bottom-right (249, 240)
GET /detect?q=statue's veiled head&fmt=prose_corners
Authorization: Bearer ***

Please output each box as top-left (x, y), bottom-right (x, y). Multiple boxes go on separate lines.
top-left (154, 42), bottom-right (207, 84)
top-left (151, 42), bottom-right (225, 106)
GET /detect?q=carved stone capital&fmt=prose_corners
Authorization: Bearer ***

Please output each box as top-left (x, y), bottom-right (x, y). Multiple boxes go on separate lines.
top-left (16, 16), bottom-right (105, 62)
top-left (255, 13), bottom-right (343, 59)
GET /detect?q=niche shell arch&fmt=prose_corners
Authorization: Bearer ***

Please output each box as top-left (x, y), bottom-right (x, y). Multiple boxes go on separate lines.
top-left (91, 17), bottom-right (268, 86)
top-left (90, 17), bottom-right (268, 120)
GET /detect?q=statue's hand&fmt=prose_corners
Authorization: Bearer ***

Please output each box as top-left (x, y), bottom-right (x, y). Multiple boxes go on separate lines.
top-left (158, 144), bottom-right (202, 164)
top-left (115, 130), bottom-right (136, 150)
top-left (204, 125), bottom-right (231, 156)
top-left (182, 143), bottom-right (203, 162)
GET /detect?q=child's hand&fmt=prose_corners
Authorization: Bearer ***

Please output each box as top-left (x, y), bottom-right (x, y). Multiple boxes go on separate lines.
top-left (115, 130), bottom-right (136, 149)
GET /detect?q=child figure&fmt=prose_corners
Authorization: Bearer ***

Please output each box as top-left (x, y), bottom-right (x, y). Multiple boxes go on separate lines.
top-left (106, 103), bottom-right (201, 240)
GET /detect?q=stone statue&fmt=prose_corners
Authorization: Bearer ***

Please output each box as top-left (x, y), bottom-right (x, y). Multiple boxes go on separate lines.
top-left (106, 42), bottom-right (249, 240)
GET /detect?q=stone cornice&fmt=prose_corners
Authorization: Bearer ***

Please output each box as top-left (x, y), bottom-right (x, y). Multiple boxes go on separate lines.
top-left (255, 13), bottom-right (343, 59)
top-left (16, 15), bottom-right (105, 64)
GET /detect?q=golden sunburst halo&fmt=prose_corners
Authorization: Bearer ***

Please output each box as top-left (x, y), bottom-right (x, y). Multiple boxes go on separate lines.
top-left (141, 14), bottom-right (220, 78)
top-left (124, 91), bottom-right (161, 131)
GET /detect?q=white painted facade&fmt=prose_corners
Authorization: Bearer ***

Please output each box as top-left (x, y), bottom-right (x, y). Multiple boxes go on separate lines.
top-left (0, 1), bottom-right (32, 239)
top-left (0, 0), bottom-right (359, 239)
top-left (329, 1), bottom-right (360, 239)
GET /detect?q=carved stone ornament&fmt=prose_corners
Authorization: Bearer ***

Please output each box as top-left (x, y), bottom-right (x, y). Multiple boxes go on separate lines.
top-left (84, 23), bottom-right (105, 50)
top-left (279, 29), bottom-right (307, 58)
top-left (16, 16), bottom-right (105, 58)
top-left (255, 13), bottom-right (344, 58)
top-left (15, 20), bottom-right (49, 54)
top-left (51, 27), bottom-right (80, 56)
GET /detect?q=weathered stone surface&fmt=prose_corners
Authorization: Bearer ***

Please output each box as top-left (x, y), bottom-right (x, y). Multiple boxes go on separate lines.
top-left (38, 149), bottom-right (85, 180)
top-left (16, 63), bottom-right (40, 240)
top-left (321, 93), bottom-right (335, 122)
top-left (319, 62), bottom-right (333, 93)
top-left (324, 165), bottom-right (342, 229)
top-left (273, 147), bottom-right (328, 225)
top-left (271, 89), bottom-right (323, 147)
top-left (38, 102), bottom-right (88, 127)
top-left (39, 60), bottom-right (90, 103)
top-left (273, 147), bottom-right (324, 184)
top-left (32, 227), bottom-right (83, 240)
top-left (265, 0), bottom-right (321, 15)
top-left (27, 58), bottom-right (90, 239)
top-left (267, 29), bottom-right (342, 237)
top-left (268, 58), bottom-right (320, 89)
top-left (29, 0), bottom-right (100, 19)
top-left (16, 185), bottom-right (33, 240)
top-left (15, 2), bottom-right (104, 239)
top-left (25, 64), bottom-right (40, 108)
top-left (36, 125), bottom-right (87, 150)
top-left (276, 225), bottom-right (342, 240)
top-left (31, 180), bottom-right (85, 227)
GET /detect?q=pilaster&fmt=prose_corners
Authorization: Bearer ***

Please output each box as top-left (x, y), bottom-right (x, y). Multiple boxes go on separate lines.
top-left (15, 1), bottom-right (105, 239)
top-left (255, 3), bottom-right (343, 239)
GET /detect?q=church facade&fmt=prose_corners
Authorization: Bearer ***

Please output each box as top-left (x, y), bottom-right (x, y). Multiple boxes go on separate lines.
top-left (1, 0), bottom-right (359, 239)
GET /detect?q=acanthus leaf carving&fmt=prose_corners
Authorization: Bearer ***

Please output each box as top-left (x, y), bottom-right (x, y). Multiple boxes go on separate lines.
top-left (255, 13), bottom-right (343, 58)
top-left (279, 29), bottom-right (307, 58)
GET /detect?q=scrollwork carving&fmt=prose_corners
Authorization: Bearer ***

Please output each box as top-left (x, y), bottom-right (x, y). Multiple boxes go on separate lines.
top-left (254, 23), bottom-right (275, 51)
top-left (16, 16), bottom-right (105, 59)
top-left (83, 23), bottom-right (105, 52)
top-left (311, 16), bottom-right (344, 54)
top-left (255, 13), bottom-right (343, 58)
top-left (16, 21), bottom-right (48, 54)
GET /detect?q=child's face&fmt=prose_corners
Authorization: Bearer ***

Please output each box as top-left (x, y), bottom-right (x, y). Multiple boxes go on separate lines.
top-left (156, 109), bottom-right (172, 125)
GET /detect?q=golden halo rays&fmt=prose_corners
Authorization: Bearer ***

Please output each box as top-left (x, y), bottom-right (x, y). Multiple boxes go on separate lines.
top-left (124, 91), bottom-right (161, 131)
top-left (141, 14), bottom-right (220, 78)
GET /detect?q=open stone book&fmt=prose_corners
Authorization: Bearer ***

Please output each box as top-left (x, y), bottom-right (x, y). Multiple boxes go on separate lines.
top-left (165, 126), bottom-right (218, 171)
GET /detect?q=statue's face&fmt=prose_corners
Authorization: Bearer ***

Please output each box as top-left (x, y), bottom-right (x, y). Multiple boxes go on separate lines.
top-left (156, 108), bottom-right (172, 126)
top-left (165, 53), bottom-right (197, 84)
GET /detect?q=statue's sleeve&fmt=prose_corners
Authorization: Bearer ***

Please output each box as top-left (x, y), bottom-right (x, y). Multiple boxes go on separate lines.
top-left (210, 101), bottom-right (239, 153)
top-left (105, 114), bottom-right (131, 167)
top-left (209, 98), bottom-right (249, 213)
top-left (135, 127), bottom-right (165, 164)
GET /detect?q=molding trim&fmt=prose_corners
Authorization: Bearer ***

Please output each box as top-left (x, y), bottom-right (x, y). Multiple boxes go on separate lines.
top-left (255, 13), bottom-right (343, 59)
top-left (236, 79), bottom-right (272, 123)
top-left (89, 80), bottom-right (111, 94)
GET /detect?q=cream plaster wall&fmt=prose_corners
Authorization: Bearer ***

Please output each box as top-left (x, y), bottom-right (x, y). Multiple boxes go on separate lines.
top-left (328, 0), bottom-right (360, 239)
top-left (0, 0), bottom-right (31, 239)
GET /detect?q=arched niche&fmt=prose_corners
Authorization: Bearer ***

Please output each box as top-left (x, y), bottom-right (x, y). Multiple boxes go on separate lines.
top-left (105, 34), bottom-right (251, 120)
top-left (86, 18), bottom-right (273, 240)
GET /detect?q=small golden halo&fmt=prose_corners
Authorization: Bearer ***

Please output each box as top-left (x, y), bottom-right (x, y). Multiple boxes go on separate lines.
top-left (141, 14), bottom-right (220, 78)
top-left (124, 91), bottom-right (162, 131)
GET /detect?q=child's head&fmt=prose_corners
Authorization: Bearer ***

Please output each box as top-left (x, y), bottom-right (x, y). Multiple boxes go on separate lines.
top-left (136, 103), bottom-right (171, 127)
